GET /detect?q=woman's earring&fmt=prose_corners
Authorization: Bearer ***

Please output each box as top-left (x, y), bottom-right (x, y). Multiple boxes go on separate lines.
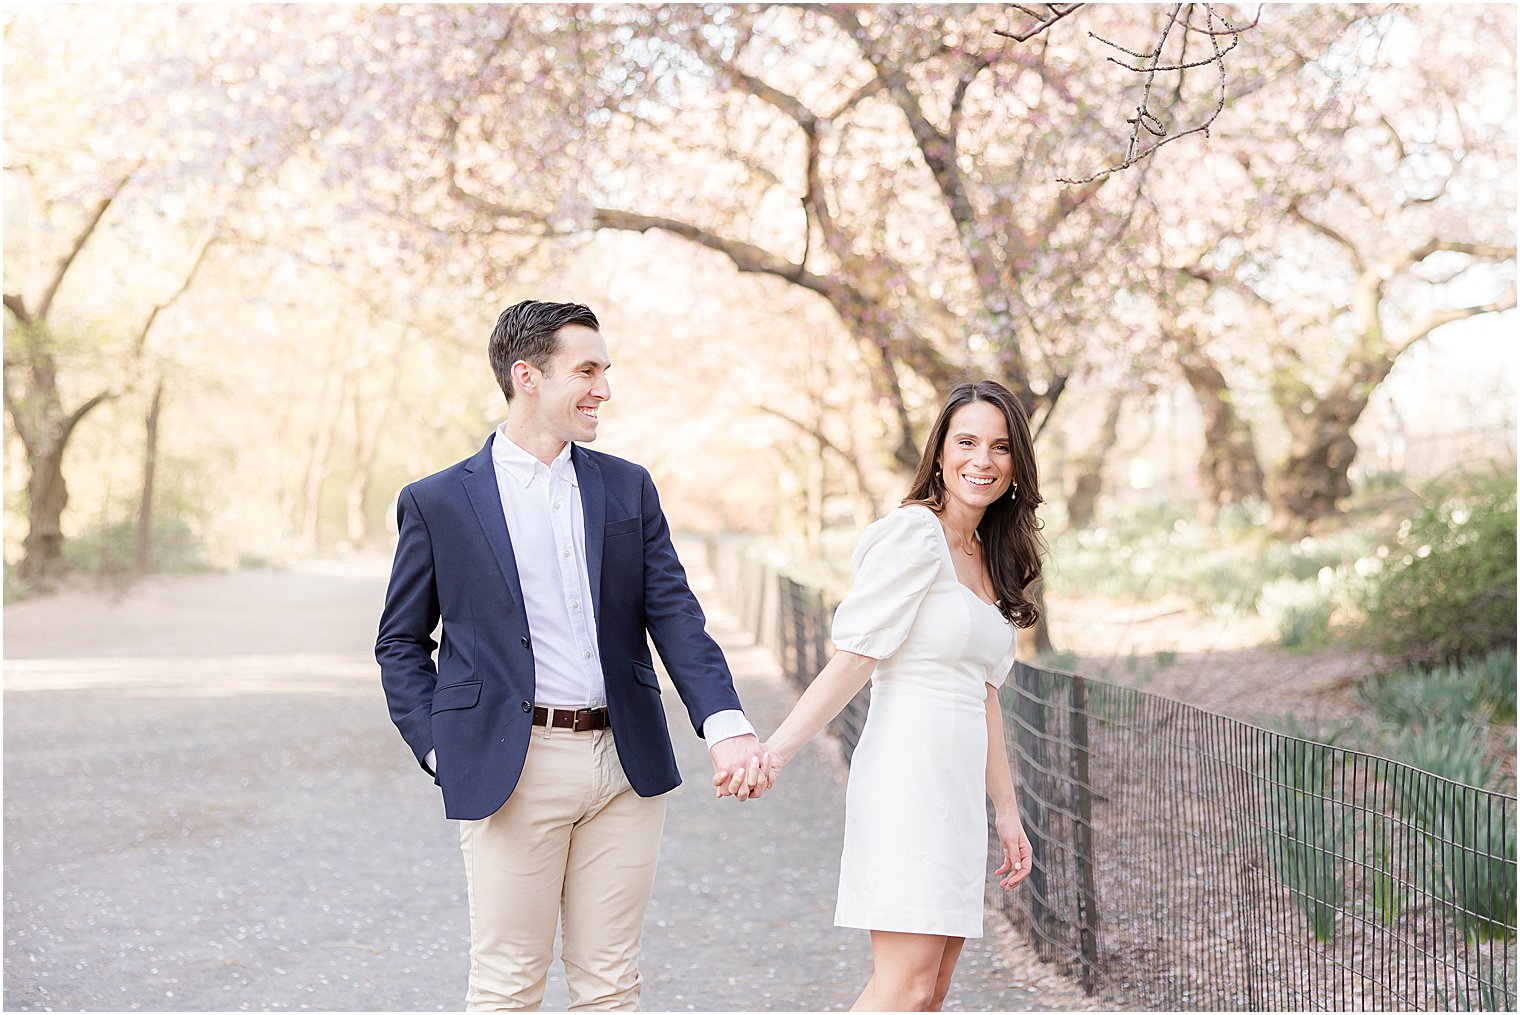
top-left (1009, 482), bottom-right (1019, 501)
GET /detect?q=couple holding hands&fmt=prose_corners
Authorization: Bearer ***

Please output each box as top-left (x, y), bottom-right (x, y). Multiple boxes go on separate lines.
top-left (377, 300), bottom-right (1040, 1012)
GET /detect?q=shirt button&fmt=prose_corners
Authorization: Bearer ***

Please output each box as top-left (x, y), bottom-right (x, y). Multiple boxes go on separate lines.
top-left (570, 600), bottom-right (580, 610)
top-left (553, 501), bottom-right (561, 510)
top-left (582, 650), bottom-right (591, 660)
top-left (562, 549), bottom-right (570, 558)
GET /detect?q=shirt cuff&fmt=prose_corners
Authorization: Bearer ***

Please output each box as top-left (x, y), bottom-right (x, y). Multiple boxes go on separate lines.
top-left (423, 748), bottom-right (436, 775)
top-left (701, 709), bottom-right (755, 745)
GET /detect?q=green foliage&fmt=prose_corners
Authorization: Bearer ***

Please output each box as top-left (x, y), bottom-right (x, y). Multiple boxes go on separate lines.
top-left (1357, 468), bottom-right (1517, 667)
top-left (3, 561), bottom-right (31, 602)
top-left (1259, 578), bottom-right (1333, 650)
top-left (1266, 719), bottom-right (1352, 941)
top-left (1357, 650), bottom-right (1518, 729)
top-left (1049, 499), bottom-right (1373, 618)
top-left (1384, 721), bottom-right (1517, 942)
top-left (1037, 649), bottom-right (1081, 673)
top-left (64, 516), bottom-right (210, 578)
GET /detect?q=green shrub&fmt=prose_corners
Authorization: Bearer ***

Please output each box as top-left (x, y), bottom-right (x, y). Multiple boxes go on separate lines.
top-left (64, 516), bottom-right (210, 577)
top-left (1267, 719), bottom-right (1352, 941)
top-left (3, 561), bottom-right (30, 602)
top-left (1357, 650), bottom-right (1518, 728)
top-left (1357, 468), bottom-right (1517, 667)
top-left (1386, 720), bottom-right (1517, 942)
top-left (1259, 578), bottom-right (1333, 650)
top-left (1048, 502), bottom-right (1374, 619)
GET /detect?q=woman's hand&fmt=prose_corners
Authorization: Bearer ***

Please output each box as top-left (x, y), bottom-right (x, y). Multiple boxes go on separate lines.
top-left (712, 741), bottom-right (784, 799)
top-left (994, 811), bottom-right (1033, 890)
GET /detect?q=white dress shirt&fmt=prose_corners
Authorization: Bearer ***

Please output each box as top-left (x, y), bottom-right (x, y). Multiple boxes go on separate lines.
top-left (423, 427), bottom-right (750, 773)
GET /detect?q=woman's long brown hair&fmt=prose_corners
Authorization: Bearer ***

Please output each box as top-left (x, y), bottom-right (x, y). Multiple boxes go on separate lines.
top-left (903, 380), bottom-right (1046, 628)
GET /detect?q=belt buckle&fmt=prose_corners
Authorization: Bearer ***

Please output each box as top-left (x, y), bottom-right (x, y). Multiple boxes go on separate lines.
top-left (572, 707), bottom-right (596, 732)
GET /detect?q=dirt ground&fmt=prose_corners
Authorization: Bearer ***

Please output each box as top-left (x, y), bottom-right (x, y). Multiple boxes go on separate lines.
top-left (1046, 592), bottom-right (1375, 726)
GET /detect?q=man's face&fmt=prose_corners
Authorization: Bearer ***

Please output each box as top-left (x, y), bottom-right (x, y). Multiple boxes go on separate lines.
top-left (528, 324), bottom-right (611, 445)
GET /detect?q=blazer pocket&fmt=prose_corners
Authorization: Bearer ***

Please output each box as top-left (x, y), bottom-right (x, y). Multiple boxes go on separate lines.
top-left (604, 517), bottom-right (642, 537)
top-left (631, 661), bottom-right (661, 692)
top-left (431, 681), bottom-right (482, 713)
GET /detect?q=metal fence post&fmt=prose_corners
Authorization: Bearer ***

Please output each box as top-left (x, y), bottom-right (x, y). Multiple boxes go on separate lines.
top-left (1012, 662), bottom-right (1053, 951)
top-left (1070, 673), bottom-right (1100, 994)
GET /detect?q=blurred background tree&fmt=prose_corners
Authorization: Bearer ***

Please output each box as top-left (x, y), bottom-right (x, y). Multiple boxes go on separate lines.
top-left (4, 3), bottom-right (1514, 644)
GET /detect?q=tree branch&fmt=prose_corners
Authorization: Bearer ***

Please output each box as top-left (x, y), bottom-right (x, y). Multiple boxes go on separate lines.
top-left (755, 403), bottom-right (877, 503)
top-left (35, 174), bottom-right (132, 322)
top-left (59, 389), bottom-right (115, 443)
top-left (3, 293), bottom-right (31, 327)
top-left (1392, 289), bottom-right (1518, 353)
top-left (1288, 199), bottom-right (1368, 274)
top-left (996, 4), bottom-right (1086, 43)
top-left (130, 232), bottom-right (219, 361)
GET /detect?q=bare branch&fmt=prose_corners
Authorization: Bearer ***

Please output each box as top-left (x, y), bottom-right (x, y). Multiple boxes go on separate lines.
top-left (1056, 4), bottom-right (1261, 185)
top-left (3, 293), bottom-right (30, 326)
top-left (1287, 200), bottom-right (1369, 274)
top-left (130, 232), bottom-right (219, 360)
top-left (59, 389), bottom-right (115, 442)
top-left (35, 173), bottom-right (131, 321)
top-left (726, 68), bottom-right (817, 129)
top-left (754, 403), bottom-right (877, 503)
top-left (1393, 288), bottom-right (1518, 353)
top-left (995, 4), bottom-right (1085, 44)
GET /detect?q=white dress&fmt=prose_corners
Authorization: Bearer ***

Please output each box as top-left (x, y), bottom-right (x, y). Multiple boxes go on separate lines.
top-left (830, 505), bottom-right (1016, 938)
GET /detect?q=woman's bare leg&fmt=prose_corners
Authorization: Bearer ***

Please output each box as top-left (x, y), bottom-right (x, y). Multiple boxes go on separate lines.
top-left (851, 931), bottom-right (954, 1012)
top-left (927, 936), bottom-right (966, 1011)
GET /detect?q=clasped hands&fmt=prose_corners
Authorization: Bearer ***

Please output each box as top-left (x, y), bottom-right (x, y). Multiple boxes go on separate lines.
top-left (708, 734), bottom-right (781, 802)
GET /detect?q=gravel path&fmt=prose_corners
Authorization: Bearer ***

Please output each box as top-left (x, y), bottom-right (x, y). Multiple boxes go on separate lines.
top-left (4, 556), bottom-right (1066, 1011)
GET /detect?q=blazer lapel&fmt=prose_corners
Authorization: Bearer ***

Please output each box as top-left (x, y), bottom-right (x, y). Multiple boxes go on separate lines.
top-left (573, 444), bottom-right (606, 624)
top-left (463, 435), bottom-right (527, 612)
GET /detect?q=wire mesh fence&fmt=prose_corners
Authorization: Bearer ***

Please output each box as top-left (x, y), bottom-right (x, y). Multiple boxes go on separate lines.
top-left (704, 536), bottom-right (1519, 1011)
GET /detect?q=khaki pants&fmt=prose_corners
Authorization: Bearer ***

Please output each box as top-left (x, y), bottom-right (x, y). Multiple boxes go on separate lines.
top-left (459, 725), bottom-right (667, 1011)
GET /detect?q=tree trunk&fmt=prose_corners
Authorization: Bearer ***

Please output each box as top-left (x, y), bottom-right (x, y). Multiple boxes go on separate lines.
top-left (134, 379), bottom-right (165, 574)
top-left (1177, 345), bottom-right (1265, 521)
top-left (1027, 583), bottom-right (1055, 657)
top-left (1065, 388), bottom-right (1127, 530)
top-left (20, 433), bottom-right (69, 585)
top-left (1267, 349), bottom-right (1390, 534)
top-left (299, 370), bottom-right (355, 550)
top-left (1268, 409), bottom-right (1361, 535)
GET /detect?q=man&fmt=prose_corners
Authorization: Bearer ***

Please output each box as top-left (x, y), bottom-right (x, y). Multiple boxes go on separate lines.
top-left (377, 300), bottom-right (768, 1011)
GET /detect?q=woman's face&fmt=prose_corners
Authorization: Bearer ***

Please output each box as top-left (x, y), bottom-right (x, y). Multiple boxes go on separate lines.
top-left (939, 400), bottom-right (1014, 513)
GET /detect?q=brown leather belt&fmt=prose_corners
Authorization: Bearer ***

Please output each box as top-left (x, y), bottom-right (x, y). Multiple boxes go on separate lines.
top-left (532, 706), bottom-right (610, 732)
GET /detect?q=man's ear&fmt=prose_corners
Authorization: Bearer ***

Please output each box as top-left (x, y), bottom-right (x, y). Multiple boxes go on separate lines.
top-left (511, 360), bottom-right (536, 397)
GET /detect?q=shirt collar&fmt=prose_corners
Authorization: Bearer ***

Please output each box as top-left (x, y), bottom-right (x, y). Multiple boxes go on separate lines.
top-left (492, 424), bottom-right (578, 488)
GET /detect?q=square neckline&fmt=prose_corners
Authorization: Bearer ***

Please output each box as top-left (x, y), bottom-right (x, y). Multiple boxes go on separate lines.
top-left (909, 505), bottom-right (1002, 610)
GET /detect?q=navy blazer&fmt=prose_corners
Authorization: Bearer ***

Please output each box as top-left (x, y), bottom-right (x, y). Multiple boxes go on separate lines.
top-left (376, 436), bottom-right (741, 820)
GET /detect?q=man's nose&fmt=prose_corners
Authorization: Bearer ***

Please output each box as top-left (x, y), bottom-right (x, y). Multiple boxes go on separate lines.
top-left (593, 375), bottom-right (611, 401)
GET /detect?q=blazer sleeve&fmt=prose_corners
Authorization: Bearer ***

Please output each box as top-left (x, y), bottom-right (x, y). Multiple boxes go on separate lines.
top-left (830, 507), bottom-right (942, 660)
top-left (637, 468), bottom-right (744, 734)
top-left (375, 485), bottom-right (441, 773)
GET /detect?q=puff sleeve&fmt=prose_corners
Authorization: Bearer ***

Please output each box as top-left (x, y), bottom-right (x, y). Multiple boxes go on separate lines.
top-left (988, 628), bottom-right (1020, 690)
top-left (830, 507), bottom-right (942, 660)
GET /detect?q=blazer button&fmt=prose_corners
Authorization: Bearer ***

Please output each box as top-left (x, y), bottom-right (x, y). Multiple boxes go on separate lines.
top-left (521, 636), bottom-right (532, 650)
top-left (521, 701), bottom-right (532, 713)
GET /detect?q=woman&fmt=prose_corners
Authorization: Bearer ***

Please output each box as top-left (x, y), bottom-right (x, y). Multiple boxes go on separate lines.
top-left (720, 379), bottom-right (1043, 1011)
